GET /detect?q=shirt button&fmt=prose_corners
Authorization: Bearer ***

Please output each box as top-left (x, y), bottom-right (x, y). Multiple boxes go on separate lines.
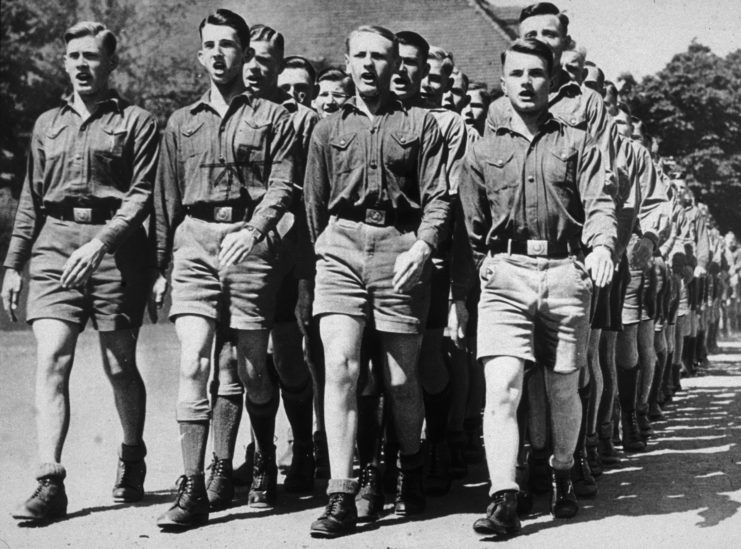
top-left (340, 139), bottom-right (346, 145)
top-left (75, 154), bottom-right (82, 161)
top-left (527, 176), bottom-right (535, 183)
top-left (219, 155), bottom-right (225, 163)
top-left (570, 118), bottom-right (577, 125)
top-left (370, 161), bottom-right (378, 169)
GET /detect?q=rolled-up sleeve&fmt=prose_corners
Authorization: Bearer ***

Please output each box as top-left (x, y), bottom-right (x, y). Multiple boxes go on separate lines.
top-left (95, 113), bottom-right (159, 252)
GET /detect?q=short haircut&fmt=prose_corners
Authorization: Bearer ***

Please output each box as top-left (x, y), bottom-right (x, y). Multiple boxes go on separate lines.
top-left (428, 45), bottom-right (454, 76)
top-left (563, 44), bottom-right (587, 64)
top-left (519, 2), bottom-right (569, 35)
top-left (64, 21), bottom-right (117, 56)
top-left (396, 30), bottom-right (429, 60)
top-left (346, 25), bottom-right (398, 57)
top-left (467, 82), bottom-right (492, 105)
top-left (604, 81), bottom-right (618, 100)
top-left (250, 24), bottom-right (285, 58)
top-left (501, 38), bottom-right (555, 76)
top-left (198, 9), bottom-right (250, 50)
top-left (451, 68), bottom-right (469, 91)
top-left (316, 67), bottom-right (355, 94)
top-left (282, 56), bottom-right (316, 83)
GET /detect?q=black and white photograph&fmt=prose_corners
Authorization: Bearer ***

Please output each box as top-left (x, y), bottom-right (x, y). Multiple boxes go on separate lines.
top-left (1, 1), bottom-right (740, 547)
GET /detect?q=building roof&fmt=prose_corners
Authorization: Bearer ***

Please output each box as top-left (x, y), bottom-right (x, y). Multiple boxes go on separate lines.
top-left (222, 0), bottom-right (520, 89)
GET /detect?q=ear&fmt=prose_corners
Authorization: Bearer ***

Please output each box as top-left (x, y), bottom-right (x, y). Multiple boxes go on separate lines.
top-left (422, 61), bottom-right (430, 79)
top-left (580, 68), bottom-right (588, 84)
top-left (500, 75), bottom-right (508, 97)
top-left (108, 53), bottom-right (119, 71)
top-left (244, 46), bottom-right (255, 63)
top-left (197, 48), bottom-right (207, 70)
top-left (344, 53), bottom-right (351, 74)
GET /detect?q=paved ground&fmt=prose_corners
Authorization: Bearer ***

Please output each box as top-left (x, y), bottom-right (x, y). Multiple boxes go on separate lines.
top-left (0, 325), bottom-right (739, 549)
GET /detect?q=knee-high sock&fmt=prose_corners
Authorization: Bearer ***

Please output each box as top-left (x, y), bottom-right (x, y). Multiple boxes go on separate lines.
top-left (212, 394), bottom-right (243, 460)
top-left (180, 421), bottom-right (209, 476)
top-left (424, 382), bottom-right (452, 444)
top-left (356, 394), bottom-right (383, 467)
top-left (617, 367), bottom-right (638, 414)
top-left (246, 394), bottom-right (279, 454)
top-left (281, 380), bottom-right (313, 446)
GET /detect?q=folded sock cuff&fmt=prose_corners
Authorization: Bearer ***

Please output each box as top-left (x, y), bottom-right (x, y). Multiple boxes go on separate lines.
top-left (36, 462), bottom-right (66, 480)
top-left (327, 478), bottom-right (358, 495)
top-left (176, 399), bottom-right (211, 422)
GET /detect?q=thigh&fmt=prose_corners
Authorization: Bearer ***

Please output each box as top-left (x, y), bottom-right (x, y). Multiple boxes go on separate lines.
top-left (319, 314), bottom-right (365, 376)
top-left (32, 318), bottom-right (80, 373)
top-left (378, 331), bottom-right (423, 387)
top-left (175, 315), bottom-right (216, 357)
top-left (313, 220), bottom-right (368, 321)
top-left (90, 226), bottom-right (151, 332)
top-left (368, 227), bottom-right (431, 335)
top-left (235, 328), bottom-right (271, 380)
top-left (27, 218), bottom-right (87, 328)
top-left (537, 257), bottom-right (591, 373)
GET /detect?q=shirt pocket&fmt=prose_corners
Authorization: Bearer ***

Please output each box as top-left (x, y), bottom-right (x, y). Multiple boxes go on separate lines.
top-left (98, 125), bottom-right (127, 157)
top-left (93, 125), bottom-right (129, 187)
top-left (235, 119), bottom-right (270, 186)
top-left (43, 124), bottom-right (69, 161)
top-left (546, 147), bottom-right (578, 193)
top-left (330, 132), bottom-right (363, 175)
top-left (483, 151), bottom-right (517, 212)
top-left (384, 131), bottom-right (419, 177)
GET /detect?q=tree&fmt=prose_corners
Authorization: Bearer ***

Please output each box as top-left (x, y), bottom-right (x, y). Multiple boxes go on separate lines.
top-left (628, 41), bottom-right (741, 237)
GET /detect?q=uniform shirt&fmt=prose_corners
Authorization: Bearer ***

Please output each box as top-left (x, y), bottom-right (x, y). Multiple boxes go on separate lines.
top-left (3, 92), bottom-right (159, 271)
top-left (614, 135), bottom-right (641, 261)
top-left (259, 88), bottom-right (320, 281)
top-left (154, 90), bottom-right (297, 271)
top-left (630, 141), bottom-right (671, 246)
top-left (304, 97), bottom-right (450, 251)
top-left (485, 69), bottom-right (618, 196)
top-left (665, 202), bottom-right (711, 272)
top-left (460, 113), bottom-right (617, 270)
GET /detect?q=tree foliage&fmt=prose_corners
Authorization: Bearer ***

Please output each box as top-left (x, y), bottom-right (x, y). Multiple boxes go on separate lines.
top-left (628, 41), bottom-right (741, 236)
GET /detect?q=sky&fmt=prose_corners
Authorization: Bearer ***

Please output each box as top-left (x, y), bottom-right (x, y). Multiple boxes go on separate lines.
top-left (491, 0), bottom-right (741, 80)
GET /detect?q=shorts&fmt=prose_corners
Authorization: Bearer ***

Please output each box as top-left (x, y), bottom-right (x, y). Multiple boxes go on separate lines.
top-left (169, 215), bottom-right (281, 330)
top-left (426, 256), bottom-right (451, 330)
top-left (26, 216), bottom-right (150, 331)
top-left (313, 217), bottom-right (431, 334)
top-left (593, 255), bottom-right (629, 331)
top-left (622, 268), bottom-right (654, 325)
top-left (476, 253), bottom-right (592, 373)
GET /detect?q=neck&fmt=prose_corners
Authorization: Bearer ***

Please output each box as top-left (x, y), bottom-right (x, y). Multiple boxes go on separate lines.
top-left (72, 87), bottom-right (109, 120)
top-left (510, 107), bottom-right (546, 140)
top-left (356, 89), bottom-right (390, 117)
top-left (210, 77), bottom-right (246, 110)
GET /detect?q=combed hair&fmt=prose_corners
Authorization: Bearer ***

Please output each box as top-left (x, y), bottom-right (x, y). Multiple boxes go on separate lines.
top-left (467, 81), bottom-right (492, 105)
top-left (428, 45), bottom-right (454, 76)
top-left (283, 56), bottom-right (316, 83)
top-left (396, 30), bottom-right (429, 60)
top-left (585, 61), bottom-right (605, 82)
top-left (563, 43), bottom-right (587, 63)
top-left (519, 2), bottom-right (569, 35)
top-left (451, 68), bottom-right (469, 91)
top-left (199, 9), bottom-right (250, 50)
top-left (64, 21), bottom-right (117, 56)
top-left (345, 25), bottom-right (398, 57)
top-left (251, 23), bottom-right (285, 58)
top-left (501, 38), bottom-right (555, 75)
top-left (316, 67), bottom-right (355, 94)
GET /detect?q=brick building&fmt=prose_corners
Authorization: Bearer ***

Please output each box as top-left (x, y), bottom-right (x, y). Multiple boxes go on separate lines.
top-left (224, 0), bottom-right (519, 89)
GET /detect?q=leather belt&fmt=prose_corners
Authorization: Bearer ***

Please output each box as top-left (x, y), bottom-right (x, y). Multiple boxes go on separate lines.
top-left (185, 203), bottom-right (251, 223)
top-left (336, 206), bottom-right (420, 227)
top-left (45, 204), bottom-right (117, 224)
top-left (488, 239), bottom-right (579, 258)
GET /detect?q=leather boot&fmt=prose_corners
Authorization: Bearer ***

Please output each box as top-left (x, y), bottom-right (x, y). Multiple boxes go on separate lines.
top-left (473, 490), bottom-right (521, 536)
top-left (310, 492), bottom-right (357, 538)
top-left (206, 454), bottom-right (234, 510)
top-left (551, 468), bottom-right (578, 519)
top-left (157, 474), bottom-right (209, 529)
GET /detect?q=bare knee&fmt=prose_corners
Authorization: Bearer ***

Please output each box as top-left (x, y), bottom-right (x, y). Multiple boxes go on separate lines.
top-left (325, 355), bottom-right (360, 391)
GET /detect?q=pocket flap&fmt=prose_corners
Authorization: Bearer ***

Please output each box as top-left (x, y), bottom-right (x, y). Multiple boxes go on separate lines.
top-left (330, 132), bottom-right (357, 150)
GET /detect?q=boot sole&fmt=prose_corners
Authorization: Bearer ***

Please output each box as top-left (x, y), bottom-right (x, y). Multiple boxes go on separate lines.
top-left (157, 515), bottom-right (208, 530)
top-left (12, 510), bottom-right (67, 524)
top-left (473, 520), bottom-right (521, 536)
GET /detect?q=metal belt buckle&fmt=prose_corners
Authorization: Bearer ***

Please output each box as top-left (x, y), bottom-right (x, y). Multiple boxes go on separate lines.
top-left (527, 239), bottom-right (548, 256)
top-left (214, 206), bottom-right (233, 222)
top-left (73, 207), bottom-right (93, 223)
top-left (365, 208), bottom-right (386, 226)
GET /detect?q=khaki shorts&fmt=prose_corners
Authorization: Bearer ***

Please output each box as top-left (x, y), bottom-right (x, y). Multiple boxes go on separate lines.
top-left (27, 216), bottom-right (150, 331)
top-left (477, 253), bottom-right (592, 373)
top-left (313, 217), bottom-right (431, 334)
top-left (169, 216), bottom-right (281, 330)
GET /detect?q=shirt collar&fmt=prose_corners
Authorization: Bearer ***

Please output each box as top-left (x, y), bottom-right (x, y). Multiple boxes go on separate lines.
top-left (340, 94), bottom-right (407, 118)
top-left (62, 89), bottom-right (125, 115)
top-left (495, 110), bottom-right (562, 137)
top-left (189, 89), bottom-right (252, 113)
top-left (550, 68), bottom-right (582, 100)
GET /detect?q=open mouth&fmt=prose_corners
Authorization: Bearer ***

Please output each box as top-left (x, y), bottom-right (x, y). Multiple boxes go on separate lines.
top-left (360, 72), bottom-right (376, 85)
top-left (323, 103), bottom-right (339, 112)
top-left (75, 73), bottom-right (92, 84)
top-left (518, 90), bottom-right (535, 100)
top-left (213, 60), bottom-right (226, 71)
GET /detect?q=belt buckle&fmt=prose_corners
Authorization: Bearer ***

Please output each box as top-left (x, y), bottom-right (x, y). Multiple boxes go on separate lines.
top-left (365, 208), bottom-right (386, 226)
top-left (527, 239), bottom-right (548, 256)
top-left (73, 207), bottom-right (92, 223)
top-left (214, 206), bottom-right (233, 222)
